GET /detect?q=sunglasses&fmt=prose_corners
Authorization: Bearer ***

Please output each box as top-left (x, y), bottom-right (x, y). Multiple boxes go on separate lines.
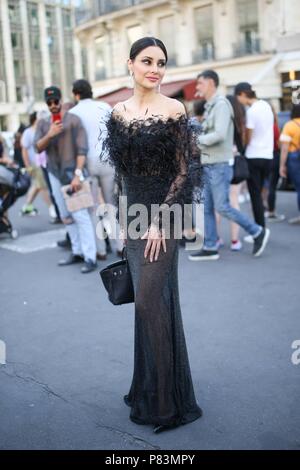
top-left (47, 99), bottom-right (59, 106)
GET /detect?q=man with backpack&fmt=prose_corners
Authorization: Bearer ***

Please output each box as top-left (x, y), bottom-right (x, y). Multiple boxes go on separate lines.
top-left (189, 70), bottom-right (270, 261)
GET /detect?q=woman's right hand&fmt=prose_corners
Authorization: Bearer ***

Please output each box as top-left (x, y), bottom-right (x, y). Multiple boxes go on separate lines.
top-left (141, 224), bottom-right (166, 262)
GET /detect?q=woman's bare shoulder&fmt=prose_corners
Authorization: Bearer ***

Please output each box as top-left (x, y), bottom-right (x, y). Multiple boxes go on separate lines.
top-left (112, 99), bottom-right (133, 117)
top-left (112, 102), bottom-right (125, 117)
top-left (160, 96), bottom-right (186, 118)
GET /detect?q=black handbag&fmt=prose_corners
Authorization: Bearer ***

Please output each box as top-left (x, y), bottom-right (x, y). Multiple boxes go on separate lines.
top-left (231, 154), bottom-right (249, 184)
top-left (99, 247), bottom-right (134, 305)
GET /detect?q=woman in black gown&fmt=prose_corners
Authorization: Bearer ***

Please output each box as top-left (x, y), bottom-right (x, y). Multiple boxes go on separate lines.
top-left (102, 37), bottom-right (202, 433)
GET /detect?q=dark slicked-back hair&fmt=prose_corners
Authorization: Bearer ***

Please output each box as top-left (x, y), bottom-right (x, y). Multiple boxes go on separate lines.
top-left (129, 37), bottom-right (168, 63)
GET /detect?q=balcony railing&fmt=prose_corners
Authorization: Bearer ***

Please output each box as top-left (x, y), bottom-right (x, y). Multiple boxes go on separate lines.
top-left (76, 0), bottom-right (152, 24)
top-left (233, 38), bottom-right (261, 57)
top-left (192, 42), bottom-right (215, 64)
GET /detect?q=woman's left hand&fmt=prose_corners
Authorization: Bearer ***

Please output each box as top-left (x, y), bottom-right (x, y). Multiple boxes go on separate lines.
top-left (141, 223), bottom-right (166, 262)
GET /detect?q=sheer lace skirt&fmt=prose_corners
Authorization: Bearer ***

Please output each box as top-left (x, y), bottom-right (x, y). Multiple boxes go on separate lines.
top-left (123, 176), bottom-right (202, 427)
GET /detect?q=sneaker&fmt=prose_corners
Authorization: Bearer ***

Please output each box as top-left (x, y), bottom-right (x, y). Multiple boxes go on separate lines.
top-left (244, 235), bottom-right (254, 244)
top-left (189, 249), bottom-right (220, 261)
top-left (81, 259), bottom-right (97, 274)
top-left (58, 254), bottom-right (84, 266)
top-left (50, 217), bottom-right (62, 224)
top-left (265, 212), bottom-right (285, 222)
top-left (252, 228), bottom-right (270, 257)
top-left (231, 240), bottom-right (242, 251)
top-left (57, 237), bottom-right (71, 249)
top-left (97, 253), bottom-right (107, 261)
top-left (216, 238), bottom-right (225, 249)
top-left (288, 216), bottom-right (300, 225)
top-left (49, 204), bottom-right (57, 219)
top-left (21, 204), bottom-right (38, 216)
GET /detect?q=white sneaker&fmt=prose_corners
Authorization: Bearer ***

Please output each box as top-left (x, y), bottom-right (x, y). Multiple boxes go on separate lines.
top-left (244, 235), bottom-right (254, 244)
top-left (288, 216), bottom-right (300, 225)
top-left (49, 205), bottom-right (57, 219)
top-left (265, 212), bottom-right (285, 222)
top-left (231, 240), bottom-right (242, 251)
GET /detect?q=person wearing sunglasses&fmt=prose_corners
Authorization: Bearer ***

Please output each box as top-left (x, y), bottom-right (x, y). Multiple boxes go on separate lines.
top-left (34, 86), bottom-right (97, 273)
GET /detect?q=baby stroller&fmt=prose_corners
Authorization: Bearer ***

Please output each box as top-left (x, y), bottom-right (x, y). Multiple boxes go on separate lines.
top-left (0, 165), bottom-right (31, 239)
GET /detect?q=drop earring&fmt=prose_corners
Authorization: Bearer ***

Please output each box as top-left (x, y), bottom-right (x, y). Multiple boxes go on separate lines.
top-left (158, 83), bottom-right (161, 93)
top-left (130, 72), bottom-right (135, 88)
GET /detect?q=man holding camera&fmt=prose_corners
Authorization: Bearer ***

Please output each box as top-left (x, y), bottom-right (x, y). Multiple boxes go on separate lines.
top-left (34, 86), bottom-right (97, 273)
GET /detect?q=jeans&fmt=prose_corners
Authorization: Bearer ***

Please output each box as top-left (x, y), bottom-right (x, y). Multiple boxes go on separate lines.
top-left (42, 167), bottom-right (60, 219)
top-left (287, 151), bottom-right (300, 211)
top-left (203, 163), bottom-right (261, 250)
top-left (49, 172), bottom-right (96, 262)
top-left (247, 158), bottom-right (272, 227)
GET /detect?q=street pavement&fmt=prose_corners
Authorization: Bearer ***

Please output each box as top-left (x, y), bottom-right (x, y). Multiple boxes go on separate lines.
top-left (0, 191), bottom-right (299, 450)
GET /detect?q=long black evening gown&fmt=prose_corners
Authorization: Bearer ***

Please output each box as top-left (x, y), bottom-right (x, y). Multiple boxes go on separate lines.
top-left (102, 112), bottom-right (203, 429)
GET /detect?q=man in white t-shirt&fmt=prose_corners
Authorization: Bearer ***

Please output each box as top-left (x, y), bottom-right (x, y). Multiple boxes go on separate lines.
top-left (70, 79), bottom-right (124, 260)
top-left (235, 82), bottom-right (274, 229)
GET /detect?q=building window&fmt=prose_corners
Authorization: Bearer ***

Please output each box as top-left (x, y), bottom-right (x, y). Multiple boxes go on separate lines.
top-left (46, 8), bottom-right (55, 29)
top-left (158, 16), bottom-right (176, 65)
top-left (16, 86), bottom-right (23, 102)
top-left (33, 60), bottom-right (42, 79)
top-left (11, 32), bottom-right (20, 49)
top-left (193, 5), bottom-right (214, 62)
top-left (28, 4), bottom-right (38, 27)
top-left (14, 60), bottom-right (22, 79)
top-left (31, 33), bottom-right (40, 51)
top-left (48, 35), bottom-right (57, 52)
top-left (236, 0), bottom-right (260, 55)
top-left (64, 34), bottom-right (73, 54)
top-left (63, 10), bottom-right (72, 29)
top-left (0, 115), bottom-right (8, 132)
top-left (95, 36), bottom-right (107, 80)
top-left (8, 4), bottom-right (20, 24)
top-left (126, 24), bottom-right (143, 46)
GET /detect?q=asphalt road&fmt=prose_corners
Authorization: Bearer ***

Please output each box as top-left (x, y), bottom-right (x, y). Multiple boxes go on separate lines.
top-left (0, 191), bottom-right (299, 450)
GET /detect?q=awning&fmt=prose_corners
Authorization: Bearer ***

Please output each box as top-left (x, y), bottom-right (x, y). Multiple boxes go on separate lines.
top-left (96, 79), bottom-right (197, 106)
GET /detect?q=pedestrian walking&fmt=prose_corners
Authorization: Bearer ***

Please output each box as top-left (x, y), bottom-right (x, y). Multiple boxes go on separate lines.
top-left (279, 104), bottom-right (300, 224)
top-left (70, 79), bottom-right (124, 260)
top-left (34, 86), bottom-right (97, 273)
top-left (189, 70), bottom-right (270, 261)
top-left (235, 82), bottom-right (274, 233)
top-left (21, 112), bottom-right (56, 219)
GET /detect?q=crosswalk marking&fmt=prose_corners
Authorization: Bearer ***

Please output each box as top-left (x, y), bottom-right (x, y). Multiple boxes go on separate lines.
top-left (0, 228), bottom-right (66, 254)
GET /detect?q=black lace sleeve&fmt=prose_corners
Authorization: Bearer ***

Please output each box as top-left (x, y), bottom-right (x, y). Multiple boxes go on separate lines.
top-left (152, 115), bottom-right (203, 229)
